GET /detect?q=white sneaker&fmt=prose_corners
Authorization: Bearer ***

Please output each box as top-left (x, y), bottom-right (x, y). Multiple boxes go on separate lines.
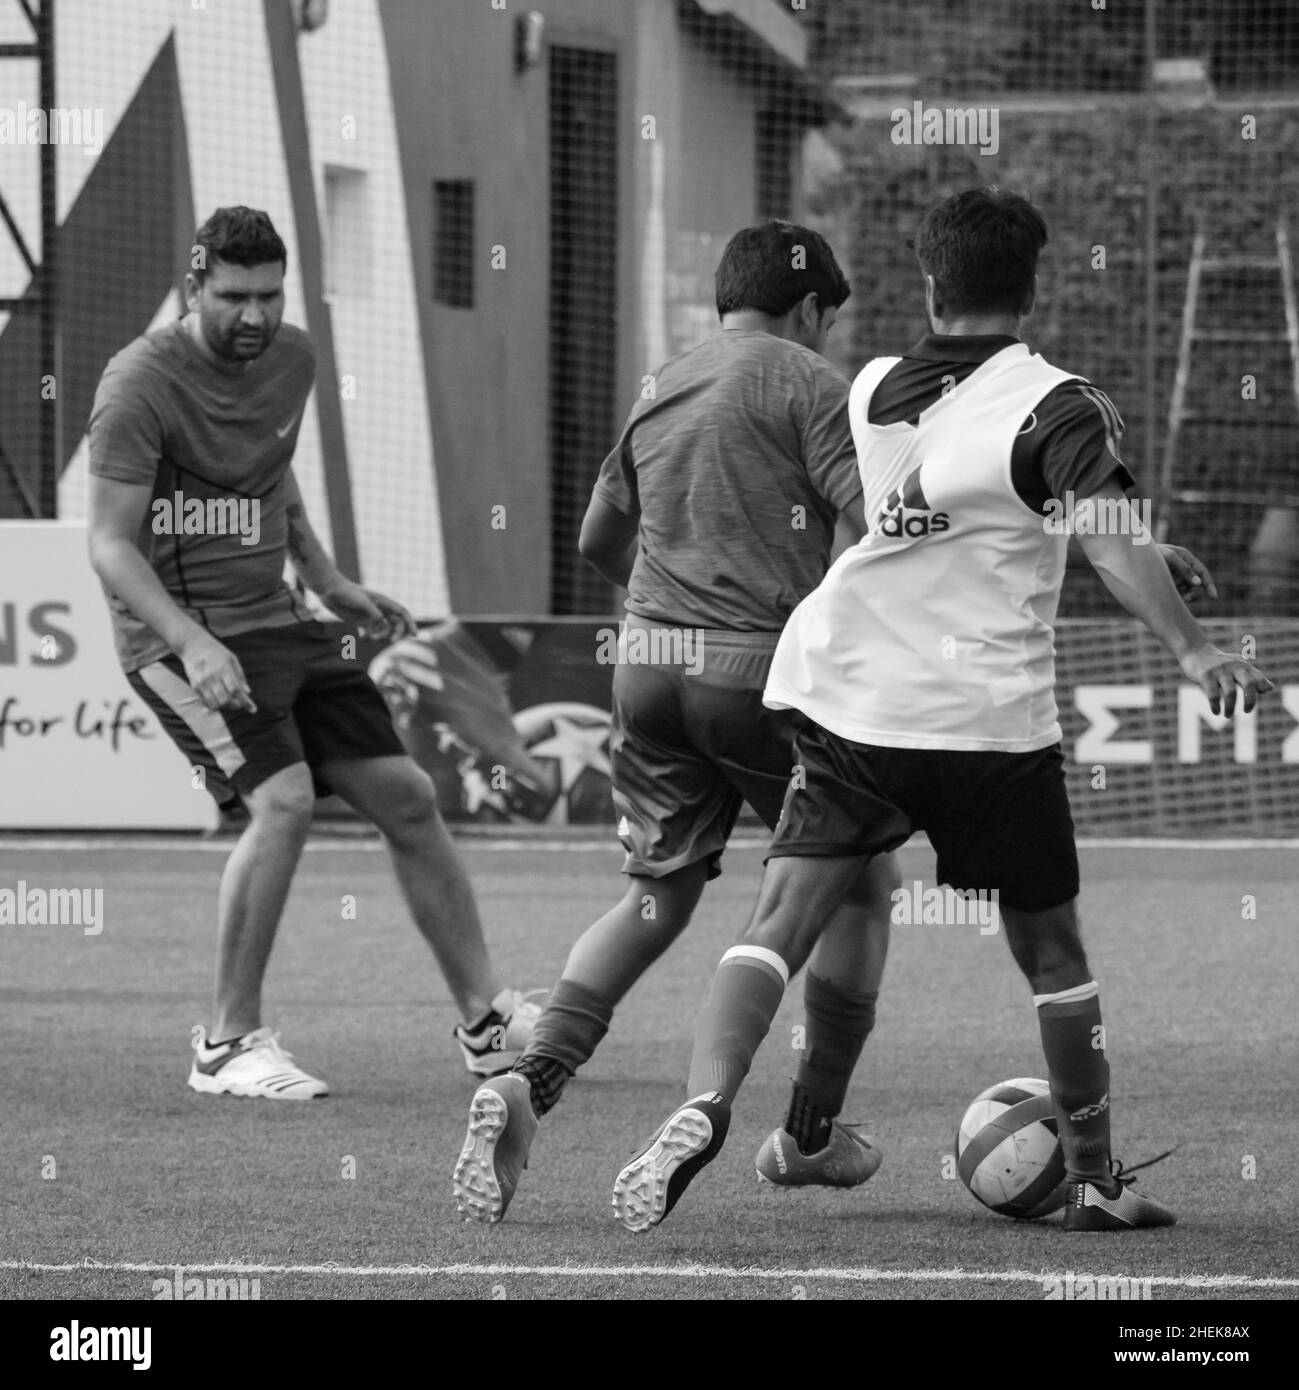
top-left (454, 989), bottom-right (544, 1078)
top-left (188, 1026), bottom-right (329, 1100)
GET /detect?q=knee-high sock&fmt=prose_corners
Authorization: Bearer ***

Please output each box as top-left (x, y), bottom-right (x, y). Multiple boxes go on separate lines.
top-left (786, 973), bottom-right (878, 1153)
top-left (1035, 981), bottom-right (1112, 1185)
top-left (512, 979), bottom-right (613, 1117)
top-left (686, 945), bottom-right (789, 1105)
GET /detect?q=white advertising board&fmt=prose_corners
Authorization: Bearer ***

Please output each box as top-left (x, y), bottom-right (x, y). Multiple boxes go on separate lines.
top-left (0, 522), bottom-right (217, 830)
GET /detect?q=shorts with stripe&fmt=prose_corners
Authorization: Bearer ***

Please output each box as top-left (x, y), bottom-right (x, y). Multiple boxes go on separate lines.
top-left (610, 617), bottom-right (798, 880)
top-left (768, 720), bottom-right (1080, 911)
top-left (127, 620), bottom-right (406, 808)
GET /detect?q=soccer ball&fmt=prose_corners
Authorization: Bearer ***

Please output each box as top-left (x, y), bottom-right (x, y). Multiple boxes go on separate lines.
top-left (956, 1077), bottom-right (1068, 1219)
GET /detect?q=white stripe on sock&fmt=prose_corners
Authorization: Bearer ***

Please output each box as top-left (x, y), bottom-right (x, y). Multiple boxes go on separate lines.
top-left (719, 944), bottom-right (790, 987)
top-left (1033, 980), bottom-right (1099, 1008)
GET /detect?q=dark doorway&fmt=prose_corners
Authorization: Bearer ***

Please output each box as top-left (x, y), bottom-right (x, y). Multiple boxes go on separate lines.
top-left (548, 45), bottom-right (618, 615)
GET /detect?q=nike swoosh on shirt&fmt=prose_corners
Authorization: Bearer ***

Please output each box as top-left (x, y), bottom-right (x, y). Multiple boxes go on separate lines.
top-left (275, 413), bottom-right (302, 438)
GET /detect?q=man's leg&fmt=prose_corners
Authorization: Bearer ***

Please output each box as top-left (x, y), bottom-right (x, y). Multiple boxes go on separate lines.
top-left (211, 763), bottom-right (317, 1040)
top-left (1001, 900), bottom-right (1174, 1230)
top-left (453, 863), bottom-right (710, 1225)
top-left (320, 754), bottom-right (501, 1024)
top-left (612, 852), bottom-right (866, 1231)
top-left (1000, 899), bottom-right (1108, 1184)
top-left (129, 636), bottom-right (337, 1097)
top-left (511, 862), bottom-right (710, 1116)
top-left (187, 762), bottom-right (333, 1100)
top-left (765, 851), bottom-right (897, 1176)
top-left (685, 852), bottom-right (866, 1102)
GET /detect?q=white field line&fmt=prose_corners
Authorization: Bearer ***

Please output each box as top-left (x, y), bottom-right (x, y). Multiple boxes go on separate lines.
top-left (1, 837), bottom-right (1297, 853)
top-left (2, 1259), bottom-right (1296, 1290)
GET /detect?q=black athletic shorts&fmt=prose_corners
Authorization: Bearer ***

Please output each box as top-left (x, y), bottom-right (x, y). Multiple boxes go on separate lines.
top-left (768, 718), bottom-right (1080, 912)
top-left (127, 620), bottom-right (406, 808)
top-left (610, 619), bottom-right (796, 879)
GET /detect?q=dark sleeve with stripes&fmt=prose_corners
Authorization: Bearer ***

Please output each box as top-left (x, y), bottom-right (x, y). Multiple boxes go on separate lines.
top-left (1010, 380), bottom-right (1137, 513)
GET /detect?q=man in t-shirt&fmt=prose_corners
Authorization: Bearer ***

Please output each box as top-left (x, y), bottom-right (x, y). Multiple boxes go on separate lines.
top-left (452, 222), bottom-right (901, 1223)
top-left (611, 188), bottom-right (1271, 1233)
top-left (87, 206), bottom-right (537, 1098)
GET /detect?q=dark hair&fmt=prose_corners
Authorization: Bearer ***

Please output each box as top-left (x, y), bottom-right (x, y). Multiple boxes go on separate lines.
top-left (715, 220), bottom-right (850, 319)
top-left (192, 206), bottom-right (287, 282)
top-left (913, 188), bottom-right (1047, 317)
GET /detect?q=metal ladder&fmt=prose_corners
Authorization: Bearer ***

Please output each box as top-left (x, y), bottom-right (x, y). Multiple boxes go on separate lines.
top-left (1155, 220), bottom-right (1299, 542)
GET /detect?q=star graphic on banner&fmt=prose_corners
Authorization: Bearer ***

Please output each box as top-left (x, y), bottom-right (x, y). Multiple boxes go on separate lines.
top-left (527, 714), bottom-right (612, 796)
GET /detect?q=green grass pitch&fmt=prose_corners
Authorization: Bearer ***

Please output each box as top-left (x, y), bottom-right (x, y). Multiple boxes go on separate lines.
top-left (1, 838), bottom-right (1295, 1303)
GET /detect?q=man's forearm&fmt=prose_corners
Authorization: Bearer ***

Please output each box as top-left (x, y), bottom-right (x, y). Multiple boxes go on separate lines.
top-left (88, 536), bottom-right (208, 655)
top-left (1081, 532), bottom-right (1210, 662)
top-left (284, 497), bottom-right (344, 596)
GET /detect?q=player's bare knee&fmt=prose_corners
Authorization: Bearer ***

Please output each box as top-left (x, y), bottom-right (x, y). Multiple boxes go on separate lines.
top-left (1001, 900), bottom-right (1089, 993)
top-left (245, 767), bottom-right (316, 832)
top-left (373, 766), bottom-right (440, 844)
top-left (841, 852), bottom-right (901, 916)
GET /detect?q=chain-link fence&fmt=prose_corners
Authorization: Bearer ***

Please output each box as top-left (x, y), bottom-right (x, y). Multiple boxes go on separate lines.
top-left (1, 0), bottom-right (1296, 617)
top-left (806, 0), bottom-right (1299, 615)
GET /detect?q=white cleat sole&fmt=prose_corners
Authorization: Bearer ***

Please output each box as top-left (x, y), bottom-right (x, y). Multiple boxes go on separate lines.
top-left (453, 1088), bottom-right (510, 1224)
top-left (612, 1108), bottom-right (713, 1234)
top-left (187, 1072), bottom-right (327, 1100)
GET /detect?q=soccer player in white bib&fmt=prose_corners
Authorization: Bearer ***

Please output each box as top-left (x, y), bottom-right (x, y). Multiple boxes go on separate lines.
top-left (613, 188), bottom-right (1272, 1233)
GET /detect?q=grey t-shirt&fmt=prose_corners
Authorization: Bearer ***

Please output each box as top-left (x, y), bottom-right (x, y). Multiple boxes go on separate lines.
top-left (594, 330), bottom-right (863, 632)
top-left (88, 318), bottom-right (317, 671)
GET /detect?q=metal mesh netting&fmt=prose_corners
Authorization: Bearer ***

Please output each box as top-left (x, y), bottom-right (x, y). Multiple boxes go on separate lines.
top-left (3, 0), bottom-right (1299, 617)
top-left (806, 0), bottom-right (1299, 615)
top-left (1, 1), bottom-right (1296, 641)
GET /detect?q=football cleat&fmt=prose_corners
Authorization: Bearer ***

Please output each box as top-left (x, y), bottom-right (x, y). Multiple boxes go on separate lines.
top-left (1063, 1175), bottom-right (1177, 1231)
top-left (188, 1026), bottom-right (329, 1100)
top-left (455, 988), bottom-right (544, 1078)
top-left (452, 1073), bottom-right (539, 1225)
top-left (611, 1092), bottom-right (730, 1233)
top-left (755, 1122), bottom-right (883, 1188)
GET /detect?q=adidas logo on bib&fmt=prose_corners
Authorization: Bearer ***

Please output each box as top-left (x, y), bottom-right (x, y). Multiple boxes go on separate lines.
top-left (875, 466), bottom-right (950, 539)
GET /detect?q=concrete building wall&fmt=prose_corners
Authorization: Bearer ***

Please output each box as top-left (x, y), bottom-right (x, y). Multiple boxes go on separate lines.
top-left (1, 0), bottom-right (822, 616)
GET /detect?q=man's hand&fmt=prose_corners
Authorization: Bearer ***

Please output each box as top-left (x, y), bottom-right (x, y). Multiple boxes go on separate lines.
top-left (1158, 543), bottom-right (1218, 604)
top-left (177, 630), bottom-right (257, 713)
top-left (1178, 643), bottom-right (1273, 718)
top-left (320, 579), bottom-right (416, 641)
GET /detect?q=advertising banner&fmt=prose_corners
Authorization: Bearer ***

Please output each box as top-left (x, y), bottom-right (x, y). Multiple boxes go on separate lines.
top-left (4, 522), bottom-right (1296, 838)
top-left (370, 617), bottom-right (1299, 837)
top-left (0, 523), bottom-right (216, 831)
